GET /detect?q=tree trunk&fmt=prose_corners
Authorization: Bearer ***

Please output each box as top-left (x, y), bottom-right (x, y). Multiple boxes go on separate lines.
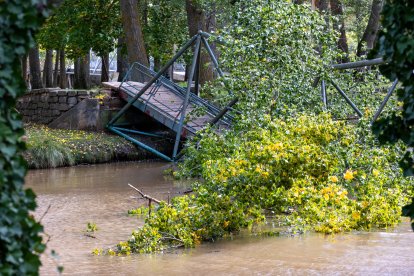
top-left (74, 54), bottom-right (90, 89)
top-left (154, 57), bottom-right (161, 72)
top-left (59, 49), bottom-right (66, 89)
top-left (317, 0), bottom-right (329, 12)
top-left (316, 0), bottom-right (329, 26)
top-left (43, 49), bottom-right (53, 87)
top-left (117, 37), bottom-right (129, 82)
top-left (185, 0), bottom-right (215, 85)
top-left (357, 0), bottom-right (383, 56)
top-left (120, 0), bottom-right (149, 82)
top-left (21, 54), bottom-right (28, 87)
top-left (53, 49), bottom-right (59, 87)
top-left (28, 45), bottom-right (43, 89)
top-left (101, 53), bottom-right (110, 82)
top-left (330, 0), bottom-right (349, 62)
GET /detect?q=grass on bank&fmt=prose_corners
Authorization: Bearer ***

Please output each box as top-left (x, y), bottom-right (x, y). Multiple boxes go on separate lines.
top-left (24, 124), bottom-right (144, 169)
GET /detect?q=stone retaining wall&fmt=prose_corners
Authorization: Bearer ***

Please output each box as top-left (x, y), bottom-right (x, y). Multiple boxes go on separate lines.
top-left (16, 88), bottom-right (98, 124)
top-left (16, 88), bottom-right (129, 130)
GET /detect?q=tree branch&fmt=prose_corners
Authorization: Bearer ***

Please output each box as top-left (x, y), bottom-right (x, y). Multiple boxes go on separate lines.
top-left (128, 183), bottom-right (162, 204)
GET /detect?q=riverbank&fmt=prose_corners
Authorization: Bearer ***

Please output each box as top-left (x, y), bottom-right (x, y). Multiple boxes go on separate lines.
top-left (23, 124), bottom-right (168, 169)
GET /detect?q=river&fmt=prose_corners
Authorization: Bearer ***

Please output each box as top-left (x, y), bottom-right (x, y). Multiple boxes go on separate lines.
top-left (26, 162), bottom-right (414, 275)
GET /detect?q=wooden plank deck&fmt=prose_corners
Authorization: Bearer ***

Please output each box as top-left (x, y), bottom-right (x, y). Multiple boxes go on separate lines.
top-left (102, 81), bottom-right (229, 137)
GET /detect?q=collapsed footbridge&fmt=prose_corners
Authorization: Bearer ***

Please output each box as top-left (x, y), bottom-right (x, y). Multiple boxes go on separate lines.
top-left (103, 32), bottom-right (238, 161)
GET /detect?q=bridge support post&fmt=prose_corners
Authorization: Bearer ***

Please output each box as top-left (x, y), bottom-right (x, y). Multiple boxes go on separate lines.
top-left (330, 80), bottom-right (363, 117)
top-left (172, 36), bottom-right (202, 160)
top-left (372, 79), bottom-right (398, 123)
top-left (321, 80), bottom-right (327, 110)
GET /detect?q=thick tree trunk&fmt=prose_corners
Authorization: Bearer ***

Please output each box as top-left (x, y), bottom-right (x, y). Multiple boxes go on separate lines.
top-left (43, 49), bottom-right (53, 87)
top-left (74, 54), bottom-right (90, 89)
top-left (59, 49), bottom-right (66, 89)
top-left (28, 45), bottom-right (43, 89)
top-left (100, 53), bottom-right (110, 82)
top-left (330, 0), bottom-right (349, 62)
top-left (185, 0), bottom-right (215, 85)
top-left (357, 0), bottom-right (383, 56)
top-left (53, 50), bottom-right (59, 87)
top-left (117, 37), bottom-right (129, 82)
top-left (120, 0), bottom-right (149, 82)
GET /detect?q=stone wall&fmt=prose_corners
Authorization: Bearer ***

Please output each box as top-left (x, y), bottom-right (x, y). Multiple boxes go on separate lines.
top-left (16, 87), bottom-right (164, 132)
top-left (16, 88), bottom-right (98, 124)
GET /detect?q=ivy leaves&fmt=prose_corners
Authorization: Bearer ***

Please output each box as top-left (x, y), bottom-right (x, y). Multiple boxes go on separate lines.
top-left (370, 0), bottom-right (414, 228)
top-left (372, 0), bottom-right (414, 177)
top-left (0, 0), bottom-right (49, 274)
top-left (213, 0), bottom-right (338, 121)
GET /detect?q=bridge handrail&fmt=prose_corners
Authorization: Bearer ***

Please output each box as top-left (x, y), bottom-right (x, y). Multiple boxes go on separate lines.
top-left (123, 62), bottom-right (234, 125)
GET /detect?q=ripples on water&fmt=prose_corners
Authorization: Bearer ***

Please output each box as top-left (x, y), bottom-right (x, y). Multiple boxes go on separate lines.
top-left (26, 162), bottom-right (414, 275)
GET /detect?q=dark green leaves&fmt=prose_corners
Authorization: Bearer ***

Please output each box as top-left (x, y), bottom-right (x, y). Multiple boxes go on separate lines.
top-left (402, 199), bottom-right (414, 230)
top-left (372, 0), bottom-right (414, 177)
top-left (0, 0), bottom-right (49, 274)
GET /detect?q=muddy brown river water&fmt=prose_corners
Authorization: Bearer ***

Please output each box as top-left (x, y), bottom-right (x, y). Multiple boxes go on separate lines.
top-left (26, 162), bottom-right (414, 275)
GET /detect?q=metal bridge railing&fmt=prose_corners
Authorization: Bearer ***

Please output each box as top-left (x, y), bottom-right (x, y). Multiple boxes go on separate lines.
top-left (321, 58), bottom-right (397, 123)
top-left (120, 62), bottom-right (234, 127)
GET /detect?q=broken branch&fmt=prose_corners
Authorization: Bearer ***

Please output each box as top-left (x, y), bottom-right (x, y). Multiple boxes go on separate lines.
top-left (128, 183), bottom-right (162, 204)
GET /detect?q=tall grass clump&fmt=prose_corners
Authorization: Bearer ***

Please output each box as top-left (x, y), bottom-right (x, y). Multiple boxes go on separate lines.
top-left (24, 124), bottom-right (148, 169)
top-left (26, 138), bottom-right (75, 169)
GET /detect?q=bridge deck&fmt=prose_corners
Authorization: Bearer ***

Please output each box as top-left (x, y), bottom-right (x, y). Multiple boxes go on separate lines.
top-left (103, 81), bottom-right (230, 138)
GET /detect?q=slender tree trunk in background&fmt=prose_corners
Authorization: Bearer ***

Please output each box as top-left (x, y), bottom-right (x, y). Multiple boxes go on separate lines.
top-left (330, 0), bottom-right (349, 62)
top-left (154, 57), bottom-right (161, 72)
top-left (43, 49), bottom-right (53, 87)
top-left (53, 49), bottom-right (59, 87)
top-left (100, 53), bottom-right (110, 82)
top-left (120, 0), bottom-right (149, 82)
top-left (59, 49), bottom-right (66, 89)
top-left (74, 54), bottom-right (90, 89)
top-left (74, 58), bottom-right (80, 88)
top-left (21, 54), bottom-right (28, 86)
top-left (28, 45), bottom-right (43, 89)
top-left (317, 0), bottom-right (329, 13)
top-left (316, 0), bottom-right (329, 27)
top-left (357, 0), bottom-right (383, 57)
top-left (311, 0), bottom-right (316, 9)
top-left (117, 37), bottom-right (129, 82)
top-left (185, 0), bottom-right (215, 85)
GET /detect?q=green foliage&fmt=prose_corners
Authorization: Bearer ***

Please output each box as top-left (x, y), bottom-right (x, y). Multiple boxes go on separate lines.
top-left (114, 114), bottom-right (411, 254)
top-left (118, 194), bottom-right (254, 254)
top-left (37, 0), bottom-right (122, 58)
top-left (182, 114), bottom-right (411, 233)
top-left (86, 222), bottom-right (98, 233)
top-left (371, 0), bottom-right (414, 228)
top-left (128, 206), bottom-right (152, 216)
top-left (109, 0), bottom-right (414, 254)
top-left (144, 0), bottom-right (188, 67)
top-left (210, 0), bottom-right (339, 120)
top-left (24, 124), bottom-right (144, 168)
top-left (0, 0), bottom-right (50, 274)
top-left (371, 0), bottom-right (414, 176)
